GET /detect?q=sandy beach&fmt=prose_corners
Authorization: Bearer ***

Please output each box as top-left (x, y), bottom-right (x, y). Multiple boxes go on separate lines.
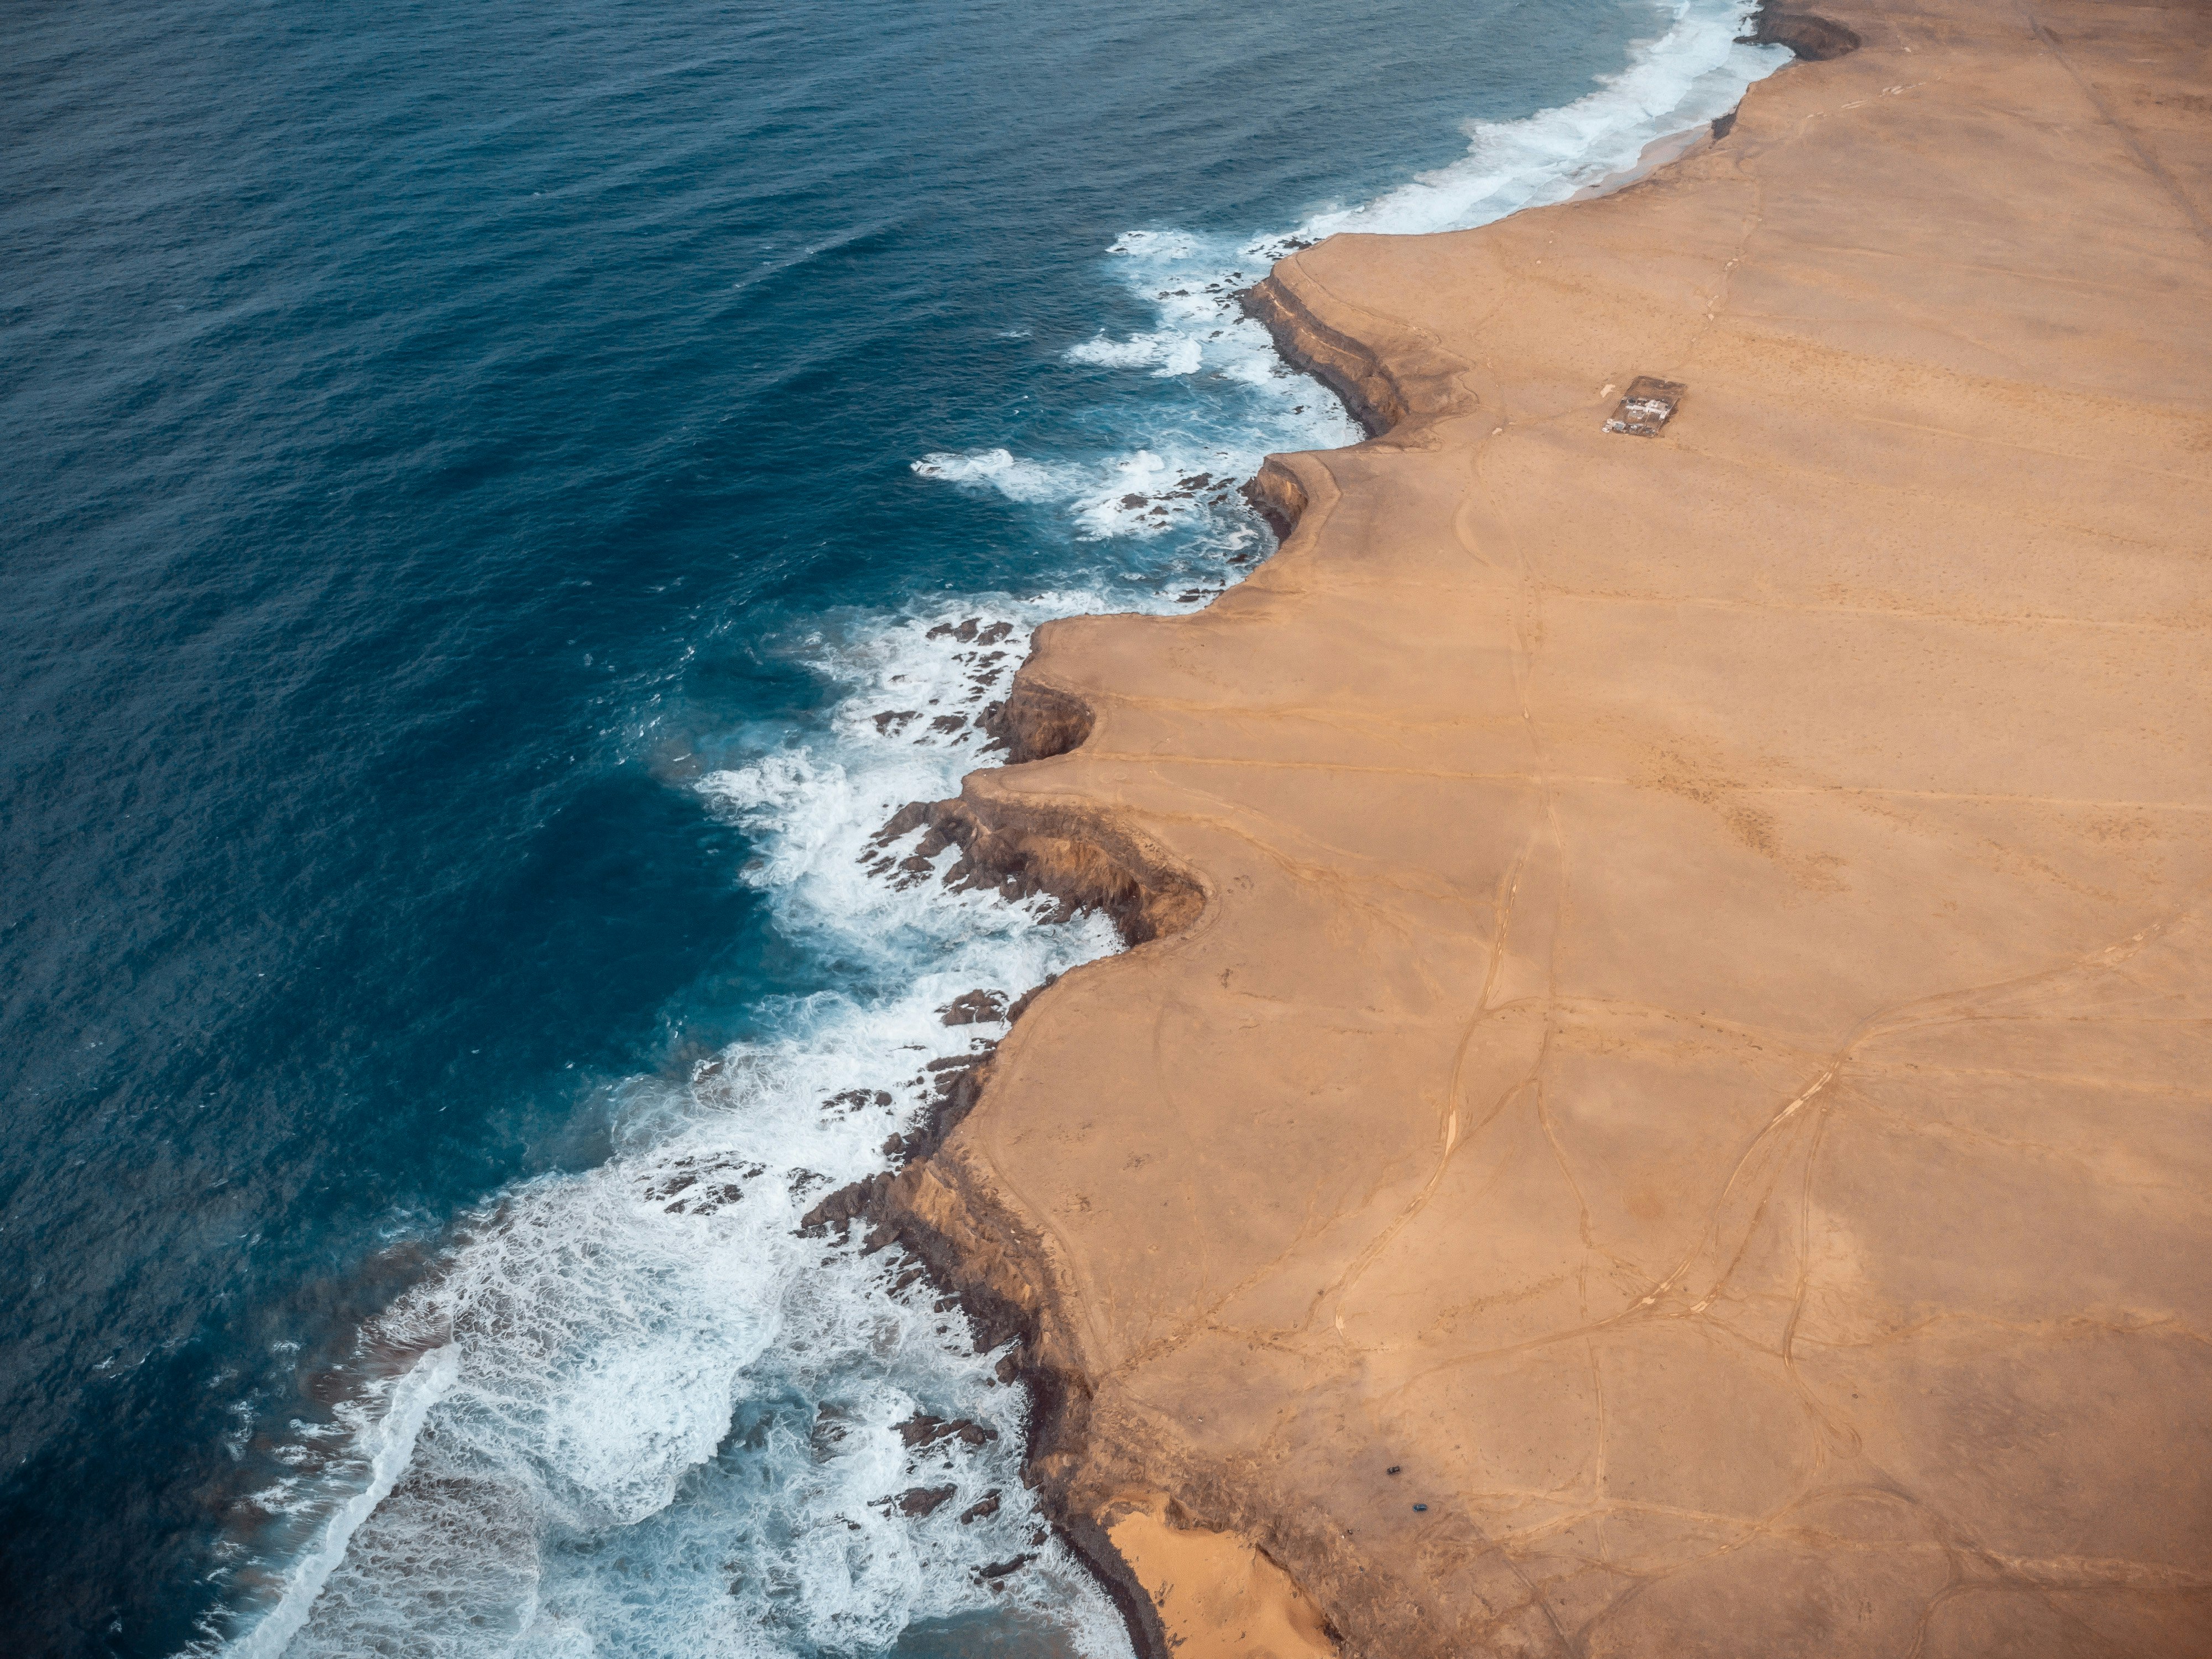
top-left (867, 0), bottom-right (2212, 1651)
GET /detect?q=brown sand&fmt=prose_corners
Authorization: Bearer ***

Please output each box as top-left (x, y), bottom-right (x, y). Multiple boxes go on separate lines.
top-left (883, 0), bottom-right (2212, 1652)
top-left (1105, 1498), bottom-right (1337, 1659)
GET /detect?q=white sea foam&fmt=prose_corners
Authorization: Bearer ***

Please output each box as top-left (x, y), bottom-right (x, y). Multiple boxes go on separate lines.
top-left (909, 448), bottom-right (1083, 504)
top-left (1064, 333), bottom-right (1167, 369)
top-left (916, 0), bottom-right (1783, 538)
top-left (916, 442), bottom-right (1286, 545)
top-left (1284, 0), bottom-right (1785, 243)
top-left (209, 602), bottom-right (1128, 1659)
top-left (207, 9), bottom-right (1790, 1653)
top-left (225, 1347), bottom-right (460, 1659)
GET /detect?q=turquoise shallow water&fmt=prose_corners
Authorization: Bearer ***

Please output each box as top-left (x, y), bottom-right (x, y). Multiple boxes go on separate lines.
top-left (0, 1), bottom-right (1781, 1653)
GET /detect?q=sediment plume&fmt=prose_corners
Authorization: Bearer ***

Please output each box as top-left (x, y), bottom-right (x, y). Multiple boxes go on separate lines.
top-left (868, 0), bottom-right (2212, 1651)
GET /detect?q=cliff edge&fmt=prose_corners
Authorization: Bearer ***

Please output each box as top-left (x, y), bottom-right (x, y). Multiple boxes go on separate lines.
top-left (884, 0), bottom-right (2212, 1651)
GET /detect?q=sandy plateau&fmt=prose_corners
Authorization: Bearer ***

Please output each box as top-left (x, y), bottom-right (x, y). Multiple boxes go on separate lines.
top-left (868, 0), bottom-right (2212, 1652)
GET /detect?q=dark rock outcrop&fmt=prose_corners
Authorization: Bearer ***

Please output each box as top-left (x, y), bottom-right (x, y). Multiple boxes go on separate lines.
top-left (1239, 277), bottom-right (1406, 439)
top-left (1741, 0), bottom-right (1860, 59)
top-left (977, 679), bottom-right (1094, 763)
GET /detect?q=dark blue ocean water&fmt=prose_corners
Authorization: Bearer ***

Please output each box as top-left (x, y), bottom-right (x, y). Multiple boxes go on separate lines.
top-left (1, 2), bottom-right (1780, 1654)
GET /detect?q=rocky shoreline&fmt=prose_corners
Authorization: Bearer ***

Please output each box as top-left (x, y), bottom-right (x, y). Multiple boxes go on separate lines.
top-left (809, 0), bottom-right (2212, 1648)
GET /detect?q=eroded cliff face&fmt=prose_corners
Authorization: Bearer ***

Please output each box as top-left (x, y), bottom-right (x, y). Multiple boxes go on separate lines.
top-left (801, 670), bottom-right (1206, 1658)
top-left (1236, 264), bottom-right (1479, 440)
top-left (851, 0), bottom-right (2212, 1652)
top-left (1237, 277), bottom-right (1413, 440)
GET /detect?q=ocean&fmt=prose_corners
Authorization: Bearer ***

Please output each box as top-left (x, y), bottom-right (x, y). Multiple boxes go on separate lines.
top-left (0, 2), bottom-right (1783, 1653)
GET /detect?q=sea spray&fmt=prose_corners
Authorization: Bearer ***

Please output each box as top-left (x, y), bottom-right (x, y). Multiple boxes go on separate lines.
top-left (189, 4), bottom-right (1788, 1652)
top-left (224, 1347), bottom-right (461, 1659)
top-left (1290, 0), bottom-right (1786, 239)
top-left (914, 0), bottom-right (1782, 550)
top-left (200, 604), bottom-right (1134, 1657)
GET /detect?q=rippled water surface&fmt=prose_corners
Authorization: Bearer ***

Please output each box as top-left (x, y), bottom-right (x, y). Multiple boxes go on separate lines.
top-left (1, 1), bottom-right (1782, 1653)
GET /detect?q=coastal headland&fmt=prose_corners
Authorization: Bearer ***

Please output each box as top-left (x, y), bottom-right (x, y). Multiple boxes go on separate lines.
top-left (856, 0), bottom-right (2212, 1651)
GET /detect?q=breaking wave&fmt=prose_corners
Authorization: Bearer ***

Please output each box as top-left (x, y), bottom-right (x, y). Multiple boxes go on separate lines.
top-left (912, 0), bottom-right (1785, 537)
top-left (1297, 0), bottom-right (1783, 238)
top-left (201, 5), bottom-right (1786, 1655)
top-left (202, 598), bottom-right (1135, 1659)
